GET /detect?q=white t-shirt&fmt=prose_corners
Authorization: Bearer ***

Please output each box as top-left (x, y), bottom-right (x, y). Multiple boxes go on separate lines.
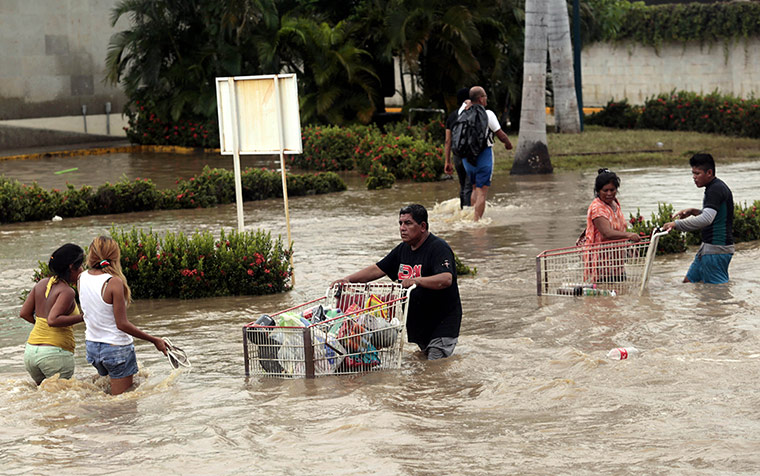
top-left (457, 104), bottom-right (501, 147)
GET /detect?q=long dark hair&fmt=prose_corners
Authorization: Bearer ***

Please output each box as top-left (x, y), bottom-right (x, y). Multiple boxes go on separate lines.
top-left (48, 244), bottom-right (84, 283)
top-left (594, 168), bottom-right (621, 197)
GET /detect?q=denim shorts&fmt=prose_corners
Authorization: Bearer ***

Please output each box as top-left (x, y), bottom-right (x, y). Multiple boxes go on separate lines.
top-left (85, 340), bottom-right (139, 379)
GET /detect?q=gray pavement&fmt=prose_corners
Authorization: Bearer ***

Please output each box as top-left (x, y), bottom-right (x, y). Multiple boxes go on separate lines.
top-left (0, 114), bottom-right (130, 158)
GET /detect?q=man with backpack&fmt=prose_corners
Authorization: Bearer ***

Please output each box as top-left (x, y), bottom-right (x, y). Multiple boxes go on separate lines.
top-left (452, 86), bottom-right (513, 221)
top-left (444, 87), bottom-right (473, 209)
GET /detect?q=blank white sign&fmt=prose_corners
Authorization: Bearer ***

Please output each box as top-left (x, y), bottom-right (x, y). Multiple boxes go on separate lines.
top-left (216, 74), bottom-right (303, 155)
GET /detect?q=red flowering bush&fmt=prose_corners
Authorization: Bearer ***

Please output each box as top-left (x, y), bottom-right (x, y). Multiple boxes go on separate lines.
top-left (592, 91), bottom-right (760, 138)
top-left (628, 200), bottom-right (760, 254)
top-left (291, 125), bottom-right (368, 171)
top-left (354, 132), bottom-right (444, 182)
top-left (113, 226), bottom-right (292, 299)
top-left (289, 123), bottom-right (445, 186)
top-left (125, 98), bottom-right (218, 148)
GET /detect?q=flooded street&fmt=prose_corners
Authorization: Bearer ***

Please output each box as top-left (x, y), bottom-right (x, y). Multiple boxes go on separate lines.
top-left (2, 153), bottom-right (760, 475)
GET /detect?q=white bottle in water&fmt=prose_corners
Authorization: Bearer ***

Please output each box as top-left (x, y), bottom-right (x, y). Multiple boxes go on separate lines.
top-left (607, 346), bottom-right (641, 360)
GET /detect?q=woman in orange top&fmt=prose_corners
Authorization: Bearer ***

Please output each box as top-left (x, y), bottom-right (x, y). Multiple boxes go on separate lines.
top-left (582, 169), bottom-right (641, 281)
top-left (19, 244), bottom-right (85, 385)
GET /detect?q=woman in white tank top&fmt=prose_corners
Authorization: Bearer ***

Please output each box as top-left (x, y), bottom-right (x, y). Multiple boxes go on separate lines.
top-left (79, 236), bottom-right (167, 395)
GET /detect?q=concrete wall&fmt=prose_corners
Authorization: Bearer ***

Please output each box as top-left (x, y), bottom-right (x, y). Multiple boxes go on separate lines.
top-left (0, 0), bottom-right (127, 119)
top-left (582, 39), bottom-right (760, 106)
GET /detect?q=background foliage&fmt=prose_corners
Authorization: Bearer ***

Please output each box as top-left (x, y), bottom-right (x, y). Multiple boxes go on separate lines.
top-left (585, 91), bottom-right (760, 139)
top-left (593, 1), bottom-right (760, 47)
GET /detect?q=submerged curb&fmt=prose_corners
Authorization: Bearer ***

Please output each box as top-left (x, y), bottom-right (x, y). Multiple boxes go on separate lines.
top-left (0, 144), bottom-right (221, 161)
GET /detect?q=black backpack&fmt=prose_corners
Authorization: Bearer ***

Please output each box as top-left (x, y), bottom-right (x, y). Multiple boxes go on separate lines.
top-left (451, 104), bottom-right (489, 162)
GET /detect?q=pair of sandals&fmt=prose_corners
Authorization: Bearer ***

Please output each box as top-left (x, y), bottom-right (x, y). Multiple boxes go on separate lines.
top-left (164, 338), bottom-right (191, 369)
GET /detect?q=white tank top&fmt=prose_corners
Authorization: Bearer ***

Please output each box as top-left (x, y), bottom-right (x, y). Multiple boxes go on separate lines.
top-left (79, 271), bottom-right (133, 345)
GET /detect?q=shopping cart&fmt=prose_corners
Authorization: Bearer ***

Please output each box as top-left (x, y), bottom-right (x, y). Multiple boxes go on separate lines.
top-left (243, 283), bottom-right (414, 378)
top-left (536, 229), bottom-right (668, 296)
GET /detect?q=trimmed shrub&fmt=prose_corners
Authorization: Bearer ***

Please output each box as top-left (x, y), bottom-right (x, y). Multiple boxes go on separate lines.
top-left (366, 163), bottom-right (396, 190)
top-left (585, 99), bottom-right (640, 129)
top-left (292, 125), bottom-right (368, 171)
top-left (27, 227), bottom-right (292, 299)
top-left (628, 203), bottom-right (688, 255)
top-left (354, 133), bottom-right (444, 182)
top-left (115, 227), bottom-right (291, 299)
top-left (0, 168), bottom-right (346, 224)
top-left (628, 200), bottom-right (760, 254)
top-left (591, 91), bottom-right (760, 139)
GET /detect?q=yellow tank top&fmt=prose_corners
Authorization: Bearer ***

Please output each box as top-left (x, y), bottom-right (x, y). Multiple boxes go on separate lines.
top-left (27, 277), bottom-right (81, 353)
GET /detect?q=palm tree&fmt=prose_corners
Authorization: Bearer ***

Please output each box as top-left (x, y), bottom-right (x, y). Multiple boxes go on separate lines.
top-left (279, 17), bottom-right (379, 124)
top-left (512, 0), bottom-right (552, 174)
top-left (547, 0), bottom-right (580, 133)
top-left (105, 0), bottom-right (278, 121)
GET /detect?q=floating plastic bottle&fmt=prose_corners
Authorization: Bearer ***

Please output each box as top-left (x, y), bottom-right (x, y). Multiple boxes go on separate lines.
top-left (607, 347), bottom-right (641, 360)
top-left (557, 283), bottom-right (615, 297)
top-left (583, 288), bottom-right (616, 297)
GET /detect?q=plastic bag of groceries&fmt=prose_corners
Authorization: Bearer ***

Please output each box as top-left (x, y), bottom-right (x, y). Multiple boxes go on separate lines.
top-left (276, 312), bottom-right (306, 375)
top-left (312, 328), bottom-right (346, 375)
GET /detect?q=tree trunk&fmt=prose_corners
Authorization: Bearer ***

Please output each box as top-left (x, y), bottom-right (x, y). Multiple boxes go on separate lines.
top-left (547, 0), bottom-right (580, 133)
top-left (512, 0), bottom-right (552, 175)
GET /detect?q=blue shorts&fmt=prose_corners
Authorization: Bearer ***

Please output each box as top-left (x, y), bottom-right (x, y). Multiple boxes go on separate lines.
top-left (685, 253), bottom-right (732, 284)
top-left (462, 147), bottom-right (494, 188)
top-left (86, 340), bottom-right (138, 379)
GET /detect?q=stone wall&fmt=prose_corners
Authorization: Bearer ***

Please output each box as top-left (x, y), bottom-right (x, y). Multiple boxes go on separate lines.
top-left (581, 39), bottom-right (760, 106)
top-left (0, 0), bottom-right (126, 119)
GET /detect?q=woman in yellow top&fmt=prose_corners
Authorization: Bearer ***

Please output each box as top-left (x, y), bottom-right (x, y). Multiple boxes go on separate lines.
top-left (19, 244), bottom-right (85, 385)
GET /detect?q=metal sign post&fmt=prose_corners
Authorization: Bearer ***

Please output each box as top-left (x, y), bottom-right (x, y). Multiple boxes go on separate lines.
top-left (215, 74), bottom-right (302, 286)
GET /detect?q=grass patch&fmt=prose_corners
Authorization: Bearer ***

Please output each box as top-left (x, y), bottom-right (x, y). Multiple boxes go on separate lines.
top-left (494, 126), bottom-right (760, 171)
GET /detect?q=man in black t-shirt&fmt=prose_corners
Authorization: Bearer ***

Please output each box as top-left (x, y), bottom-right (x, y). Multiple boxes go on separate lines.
top-left (444, 87), bottom-right (473, 209)
top-left (332, 204), bottom-right (462, 360)
top-left (664, 153), bottom-right (734, 283)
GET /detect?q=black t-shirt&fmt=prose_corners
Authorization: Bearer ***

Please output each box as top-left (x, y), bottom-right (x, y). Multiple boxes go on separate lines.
top-left (376, 233), bottom-right (462, 347)
top-left (702, 177), bottom-right (734, 245)
top-left (445, 110), bottom-right (459, 131)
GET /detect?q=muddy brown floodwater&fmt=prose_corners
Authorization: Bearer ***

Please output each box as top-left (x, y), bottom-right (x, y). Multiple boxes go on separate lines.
top-left (2, 153), bottom-right (760, 475)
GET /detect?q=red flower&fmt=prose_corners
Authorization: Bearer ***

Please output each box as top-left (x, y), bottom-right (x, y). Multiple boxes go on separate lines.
top-left (247, 269), bottom-right (254, 276)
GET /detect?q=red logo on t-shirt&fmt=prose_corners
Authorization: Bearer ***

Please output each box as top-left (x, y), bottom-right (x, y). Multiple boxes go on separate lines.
top-left (398, 264), bottom-right (422, 280)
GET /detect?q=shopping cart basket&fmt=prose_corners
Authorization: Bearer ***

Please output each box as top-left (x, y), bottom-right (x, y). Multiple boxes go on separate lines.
top-left (243, 283), bottom-right (414, 378)
top-left (536, 229), bottom-right (668, 296)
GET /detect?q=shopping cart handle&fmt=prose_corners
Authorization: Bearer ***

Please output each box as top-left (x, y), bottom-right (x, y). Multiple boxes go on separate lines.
top-left (651, 227), bottom-right (669, 238)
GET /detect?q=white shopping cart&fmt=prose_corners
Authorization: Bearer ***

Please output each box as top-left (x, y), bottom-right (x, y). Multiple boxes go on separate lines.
top-left (243, 283), bottom-right (413, 378)
top-left (536, 230), bottom-right (668, 296)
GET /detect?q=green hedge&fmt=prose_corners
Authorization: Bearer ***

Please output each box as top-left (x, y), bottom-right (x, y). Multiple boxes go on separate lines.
top-left (628, 200), bottom-right (760, 255)
top-left (115, 227), bottom-right (291, 298)
top-left (289, 123), bottom-right (445, 183)
top-left (0, 167), bottom-right (346, 224)
top-left (29, 227), bottom-right (292, 299)
top-left (585, 91), bottom-right (760, 138)
top-left (601, 2), bottom-right (760, 46)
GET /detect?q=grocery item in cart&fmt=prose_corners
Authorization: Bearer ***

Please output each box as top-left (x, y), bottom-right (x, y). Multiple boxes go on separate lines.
top-left (277, 324), bottom-right (305, 375)
top-left (248, 315), bottom-right (284, 374)
top-left (364, 294), bottom-right (388, 320)
top-left (337, 319), bottom-right (380, 368)
top-left (356, 314), bottom-right (398, 349)
top-left (302, 304), bottom-right (327, 323)
top-left (312, 328), bottom-right (346, 374)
